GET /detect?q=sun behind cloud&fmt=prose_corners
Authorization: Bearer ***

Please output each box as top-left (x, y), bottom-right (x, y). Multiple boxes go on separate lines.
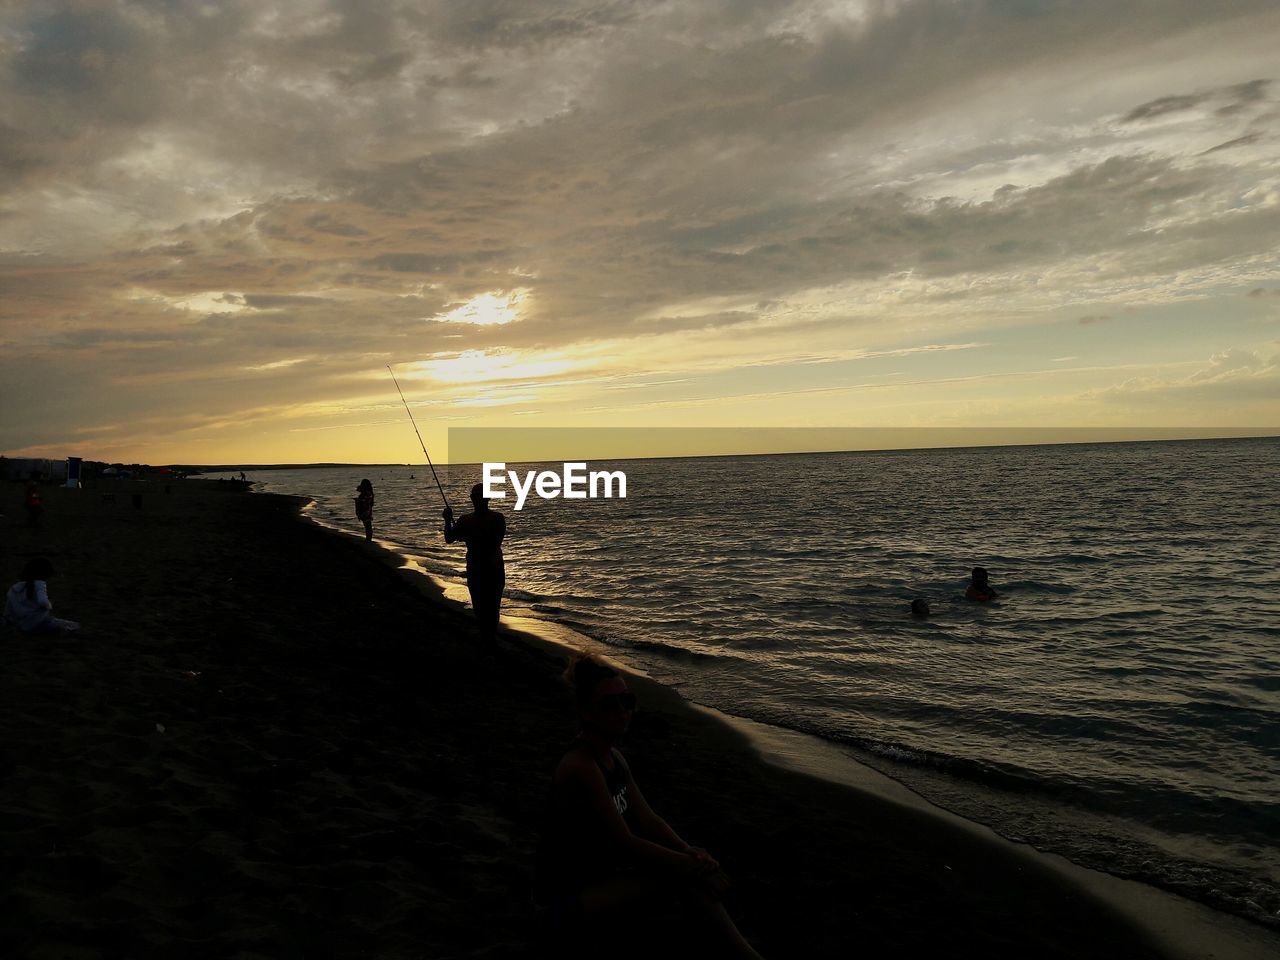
top-left (432, 290), bottom-right (529, 326)
top-left (408, 347), bottom-right (585, 386)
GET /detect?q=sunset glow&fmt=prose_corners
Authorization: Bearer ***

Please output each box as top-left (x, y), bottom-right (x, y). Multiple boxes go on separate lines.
top-left (0, 2), bottom-right (1277, 464)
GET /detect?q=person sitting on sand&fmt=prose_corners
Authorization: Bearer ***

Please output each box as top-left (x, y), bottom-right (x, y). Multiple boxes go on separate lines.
top-left (536, 653), bottom-right (765, 959)
top-left (965, 566), bottom-right (997, 602)
top-left (355, 479), bottom-right (375, 542)
top-left (442, 483), bottom-right (506, 642)
top-left (4, 557), bottom-right (80, 635)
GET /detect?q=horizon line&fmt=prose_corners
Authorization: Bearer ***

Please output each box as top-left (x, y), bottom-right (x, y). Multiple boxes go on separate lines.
top-left (19, 427), bottom-right (1270, 470)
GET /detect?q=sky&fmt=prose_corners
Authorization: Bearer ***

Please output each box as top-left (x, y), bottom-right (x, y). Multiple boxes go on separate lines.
top-left (1, 0), bottom-right (1279, 465)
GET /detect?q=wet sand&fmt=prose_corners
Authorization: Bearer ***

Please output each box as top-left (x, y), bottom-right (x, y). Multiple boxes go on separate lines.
top-left (2, 481), bottom-right (1274, 959)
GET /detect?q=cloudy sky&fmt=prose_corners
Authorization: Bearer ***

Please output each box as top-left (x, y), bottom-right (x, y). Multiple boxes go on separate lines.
top-left (2, 0), bottom-right (1278, 464)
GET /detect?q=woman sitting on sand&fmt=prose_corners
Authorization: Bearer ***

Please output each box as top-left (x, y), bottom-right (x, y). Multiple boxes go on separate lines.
top-left (536, 653), bottom-right (764, 958)
top-left (3, 557), bottom-right (80, 635)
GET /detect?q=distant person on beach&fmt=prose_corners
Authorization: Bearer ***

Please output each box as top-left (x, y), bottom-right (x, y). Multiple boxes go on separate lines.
top-left (442, 483), bottom-right (505, 641)
top-left (355, 479), bottom-right (375, 542)
top-left (910, 598), bottom-right (930, 618)
top-left (3, 558), bottom-right (80, 635)
top-left (536, 654), bottom-right (765, 959)
top-left (965, 567), bottom-right (997, 602)
top-left (24, 475), bottom-right (43, 528)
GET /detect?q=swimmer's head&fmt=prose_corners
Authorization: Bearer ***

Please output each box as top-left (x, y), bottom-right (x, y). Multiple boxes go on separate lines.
top-left (971, 566), bottom-right (989, 586)
top-left (910, 598), bottom-right (930, 618)
top-left (470, 482), bottom-right (488, 507)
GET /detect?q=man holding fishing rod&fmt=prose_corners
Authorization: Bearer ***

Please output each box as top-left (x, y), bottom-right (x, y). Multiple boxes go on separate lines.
top-left (443, 484), bottom-right (507, 643)
top-left (387, 365), bottom-right (507, 643)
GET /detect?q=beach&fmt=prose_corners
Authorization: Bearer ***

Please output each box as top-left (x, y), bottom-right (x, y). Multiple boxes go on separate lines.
top-left (2, 481), bottom-right (1275, 959)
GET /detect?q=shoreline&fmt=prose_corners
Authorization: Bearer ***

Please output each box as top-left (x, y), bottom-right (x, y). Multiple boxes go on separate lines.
top-left (296, 488), bottom-right (1280, 959)
top-left (704, 709), bottom-right (1280, 960)
top-left (3, 479), bottom-right (1276, 958)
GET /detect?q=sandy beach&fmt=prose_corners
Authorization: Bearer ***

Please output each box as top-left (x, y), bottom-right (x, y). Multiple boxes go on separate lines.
top-left (2, 480), bottom-right (1275, 959)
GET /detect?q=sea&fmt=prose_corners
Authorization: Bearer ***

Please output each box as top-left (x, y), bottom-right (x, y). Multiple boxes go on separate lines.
top-left (206, 436), bottom-right (1280, 928)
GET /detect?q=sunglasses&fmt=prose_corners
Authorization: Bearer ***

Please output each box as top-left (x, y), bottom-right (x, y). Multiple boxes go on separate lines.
top-left (594, 692), bottom-right (637, 713)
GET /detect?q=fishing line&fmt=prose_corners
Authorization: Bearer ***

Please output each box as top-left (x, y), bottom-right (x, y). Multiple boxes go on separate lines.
top-left (387, 364), bottom-right (452, 512)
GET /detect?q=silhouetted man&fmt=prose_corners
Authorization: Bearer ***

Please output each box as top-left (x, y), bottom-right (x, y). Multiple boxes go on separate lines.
top-left (443, 483), bottom-right (506, 641)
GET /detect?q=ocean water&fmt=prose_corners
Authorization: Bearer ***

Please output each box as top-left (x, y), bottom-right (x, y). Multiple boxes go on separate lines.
top-left (211, 437), bottom-right (1280, 927)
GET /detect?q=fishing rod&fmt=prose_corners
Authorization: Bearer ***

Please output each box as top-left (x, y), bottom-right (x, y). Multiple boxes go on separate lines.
top-left (387, 364), bottom-right (452, 513)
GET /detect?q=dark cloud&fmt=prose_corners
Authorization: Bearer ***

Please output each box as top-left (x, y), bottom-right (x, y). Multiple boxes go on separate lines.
top-left (50, 327), bottom-right (194, 349)
top-left (367, 250), bottom-right (510, 273)
top-left (303, 213), bottom-right (369, 238)
top-left (1078, 315), bottom-right (1111, 325)
top-left (242, 294), bottom-right (334, 309)
top-left (1121, 78), bottom-right (1273, 124)
top-left (10, 6), bottom-right (150, 104)
top-left (1215, 78), bottom-right (1272, 115)
top-left (1201, 133), bottom-right (1265, 154)
top-left (1121, 94), bottom-right (1206, 123)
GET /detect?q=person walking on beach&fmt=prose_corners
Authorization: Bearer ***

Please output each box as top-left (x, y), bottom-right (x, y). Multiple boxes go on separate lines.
top-left (3, 557), bottom-right (80, 635)
top-left (24, 474), bottom-right (43, 528)
top-left (442, 482), bottom-right (505, 641)
top-left (536, 654), bottom-right (765, 958)
top-left (355, 479), bottom-right (375, 542)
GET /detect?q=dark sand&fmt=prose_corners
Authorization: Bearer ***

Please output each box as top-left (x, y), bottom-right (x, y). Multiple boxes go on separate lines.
top-left (0, 481), bottom-right (1271, 958)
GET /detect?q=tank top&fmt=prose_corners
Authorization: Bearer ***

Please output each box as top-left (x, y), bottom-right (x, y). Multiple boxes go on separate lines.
top-left (536, 745), bottom-right (634, 896)
top-left (601, 750), bottom-right (631, 820)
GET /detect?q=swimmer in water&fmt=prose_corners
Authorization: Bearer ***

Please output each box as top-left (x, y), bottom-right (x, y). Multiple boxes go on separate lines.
top-left (443, 482), bottom-right (506, 641)
top-left (910, 598), bottom-right (930, 618)
top-left (964, 566), bottom-right (997, 602)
